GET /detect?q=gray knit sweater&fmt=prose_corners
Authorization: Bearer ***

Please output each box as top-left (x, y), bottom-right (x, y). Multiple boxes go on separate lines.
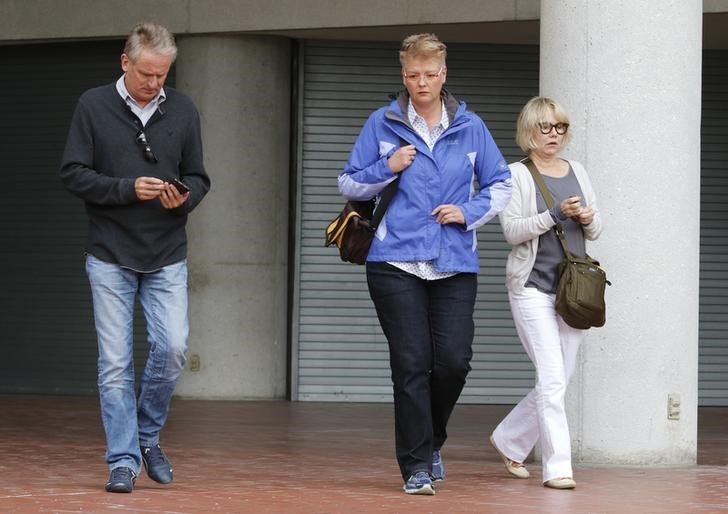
top-left (60, 83), bottom-right (211, 272)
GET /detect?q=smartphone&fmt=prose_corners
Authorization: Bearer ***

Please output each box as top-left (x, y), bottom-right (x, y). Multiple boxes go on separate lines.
top-left (171, 178), bottom-right (190, 194)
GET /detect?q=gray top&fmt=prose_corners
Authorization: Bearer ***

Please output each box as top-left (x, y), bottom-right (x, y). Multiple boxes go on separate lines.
top-left (525, 164), bottom-right (587, 294)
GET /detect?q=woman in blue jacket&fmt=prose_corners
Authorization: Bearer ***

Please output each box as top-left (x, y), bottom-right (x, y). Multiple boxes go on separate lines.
top-left (339, 33), bottom-right (512, 495)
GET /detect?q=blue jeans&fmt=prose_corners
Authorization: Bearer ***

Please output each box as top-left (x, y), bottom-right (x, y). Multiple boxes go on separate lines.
top-left (366, 262), bottom-right (476, 480)
top-left (86, 255), bottom-right (189, 472)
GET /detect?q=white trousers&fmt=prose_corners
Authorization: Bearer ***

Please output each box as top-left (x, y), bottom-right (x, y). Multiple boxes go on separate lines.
top-left (492, 286), bottom-right (586, 482)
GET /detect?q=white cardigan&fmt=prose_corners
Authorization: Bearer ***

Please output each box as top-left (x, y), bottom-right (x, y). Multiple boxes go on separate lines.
top-left (499, 159), bottom-right (604, 293)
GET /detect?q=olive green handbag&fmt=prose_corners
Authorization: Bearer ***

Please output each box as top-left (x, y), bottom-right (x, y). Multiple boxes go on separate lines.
top-left (524, 159), bottom-right (610, 329)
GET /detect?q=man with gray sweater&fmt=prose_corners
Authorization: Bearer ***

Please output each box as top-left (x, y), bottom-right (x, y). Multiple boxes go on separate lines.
top-left (60, 22), bottom-right (210, 493)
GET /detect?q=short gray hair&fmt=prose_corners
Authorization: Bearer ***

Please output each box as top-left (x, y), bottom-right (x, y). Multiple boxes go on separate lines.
top-left (123, 22), bottom-right (177, 63)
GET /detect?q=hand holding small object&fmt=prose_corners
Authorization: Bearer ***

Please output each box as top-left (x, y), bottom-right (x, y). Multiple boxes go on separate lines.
top-left (560, 196), bottom-right (583, 220)
top-left (388, 145), bottom-right (416, 173)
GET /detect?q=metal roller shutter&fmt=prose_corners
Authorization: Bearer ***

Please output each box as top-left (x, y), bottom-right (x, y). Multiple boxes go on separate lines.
top-left (294, 40), bottom-right (539, 403)
top-left (699, 49), bottom-right (728, 406)
top-left (0, 40), bottom-right (172, 394)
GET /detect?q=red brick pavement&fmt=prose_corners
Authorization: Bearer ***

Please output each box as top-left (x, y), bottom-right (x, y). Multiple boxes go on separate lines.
top-left (1, 396), bottom-right (726, 513)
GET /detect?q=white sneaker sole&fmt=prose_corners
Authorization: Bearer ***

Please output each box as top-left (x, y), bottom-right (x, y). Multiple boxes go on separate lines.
top-left (404, 483), bottom-right (435, 495)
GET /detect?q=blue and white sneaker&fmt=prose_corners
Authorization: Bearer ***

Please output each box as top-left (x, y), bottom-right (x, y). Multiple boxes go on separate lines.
top-left (431, 450), bottom-right (445, 482)
top-left (403, 471), bottom-right (435, 495)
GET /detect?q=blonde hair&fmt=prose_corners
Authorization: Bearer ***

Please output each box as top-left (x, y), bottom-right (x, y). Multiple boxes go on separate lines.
top-left (399, 33), bottom-right (447, 67)
top-left (123, 22), bottom-right (177, 63)
top-left (516, 96), bottom-right (572, 153)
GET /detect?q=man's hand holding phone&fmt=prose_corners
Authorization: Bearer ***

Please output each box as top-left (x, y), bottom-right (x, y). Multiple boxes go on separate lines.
top-left (159, 178), bottom-right (190, 209)
top-left (171, 178), bottom-right (190, 194)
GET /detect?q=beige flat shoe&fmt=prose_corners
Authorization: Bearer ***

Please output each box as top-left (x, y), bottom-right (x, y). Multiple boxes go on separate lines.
top-left (544, 477), bottom-right (576, 489)
top-left (489, 435), bottom-right (530, 479)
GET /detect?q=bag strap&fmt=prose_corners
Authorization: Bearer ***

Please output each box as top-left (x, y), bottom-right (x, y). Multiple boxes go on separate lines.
top-left (369, 137), bottom-right (406, 229)
top-left (522, 158), bottom-right (576, 260)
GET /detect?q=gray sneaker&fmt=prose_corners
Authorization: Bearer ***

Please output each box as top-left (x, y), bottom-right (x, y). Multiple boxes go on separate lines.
top-left (431, 450), bottom-right (445, 481)
top-left (403, 471), bottom-right (435, 495)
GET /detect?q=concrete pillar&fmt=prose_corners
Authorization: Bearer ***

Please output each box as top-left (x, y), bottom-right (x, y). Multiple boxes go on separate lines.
top-left (540, 1), bottom-right (702, 465)
top-left (173, 35), bottom-right (291, 399)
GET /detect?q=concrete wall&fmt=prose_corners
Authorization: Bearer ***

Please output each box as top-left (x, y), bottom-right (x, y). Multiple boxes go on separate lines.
top-left (705, 0), bottom-right (728, 12)
top-left (0, 0), bottom-right (539, 41)
top-left (541, 0), bottom-right (702, 465)
top-left (4, 0), bottom-right (726, 44)
top-left (173, 35), bottom-right (292, 399)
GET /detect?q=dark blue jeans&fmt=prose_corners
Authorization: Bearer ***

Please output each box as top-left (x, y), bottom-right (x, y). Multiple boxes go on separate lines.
top-left (366, 262), bottom-right (476, 480)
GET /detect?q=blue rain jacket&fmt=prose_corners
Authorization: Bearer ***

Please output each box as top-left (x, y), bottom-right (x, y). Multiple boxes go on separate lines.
top-left (338, 91), bottom-right (512, 273)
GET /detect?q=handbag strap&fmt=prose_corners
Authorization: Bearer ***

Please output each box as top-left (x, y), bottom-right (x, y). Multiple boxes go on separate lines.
top-left (369, 137), bottom-right (406, 229)
top-left (522, 158), bottom-right (575, 259)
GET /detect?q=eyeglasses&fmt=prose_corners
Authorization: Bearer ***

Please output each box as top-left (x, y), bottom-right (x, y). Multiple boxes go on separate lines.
top-left (403, 66), bottom-right (443, 84)
top-left (538, 122), bottom-right (569, 135)
top-left (136, 130), bottom-right (157, 163)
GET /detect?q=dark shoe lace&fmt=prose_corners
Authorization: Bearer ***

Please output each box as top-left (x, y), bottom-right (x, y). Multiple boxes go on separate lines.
top-left (105, 466), bottom-right (136, 492)
top-left (141, 444), bottom-right (173, 483)
top-left (142, 444), bottom-right (169, 468)
top-left (109, 467), bottom-right (136, 481)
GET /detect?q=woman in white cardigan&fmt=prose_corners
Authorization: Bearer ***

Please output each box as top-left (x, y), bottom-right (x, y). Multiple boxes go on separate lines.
top-left (489, 96), bottom-right (603, 490)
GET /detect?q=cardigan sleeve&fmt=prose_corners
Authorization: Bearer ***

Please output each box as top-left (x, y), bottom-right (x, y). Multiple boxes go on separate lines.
top-left (499, 162), bottom-right (557, 246)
